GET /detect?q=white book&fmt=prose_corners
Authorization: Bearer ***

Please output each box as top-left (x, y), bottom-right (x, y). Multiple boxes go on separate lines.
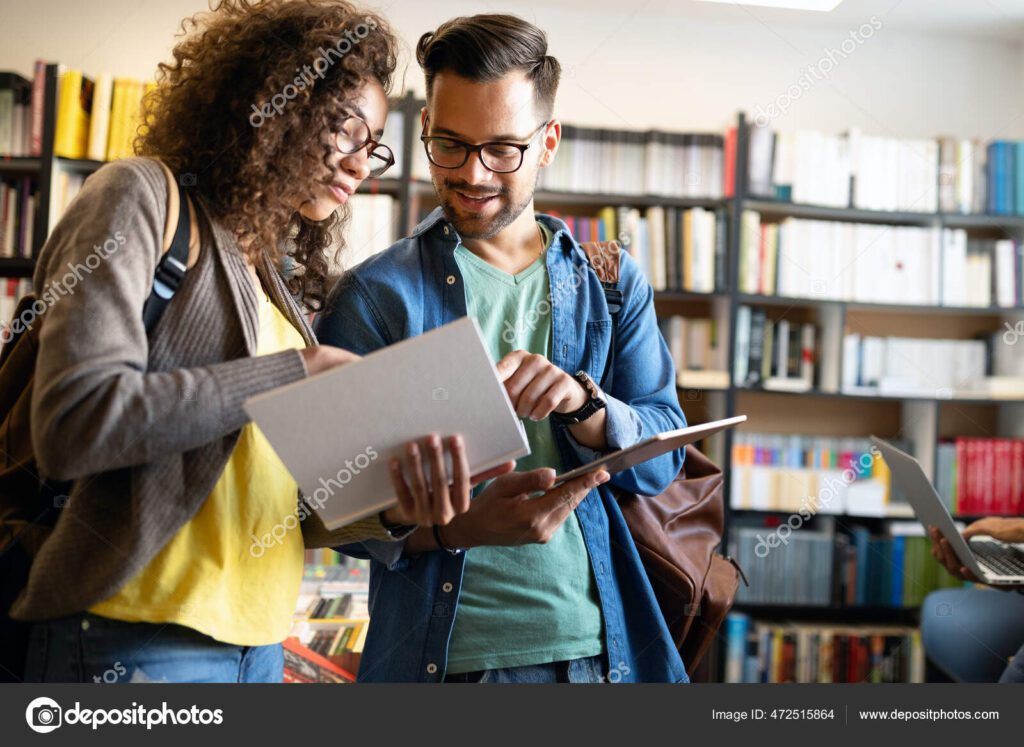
top-left (244, 317), bottom-right (531, 529)
top-left (87, 74), bottom-right (113, 162)
top-left (995, 240), bottom-right (1016, 308)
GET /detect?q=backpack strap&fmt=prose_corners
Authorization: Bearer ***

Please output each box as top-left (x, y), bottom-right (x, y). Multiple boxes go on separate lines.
top-left (580, 240), bottom-right (623, 390)
top-left (141, 162), bottom-right (195, 333)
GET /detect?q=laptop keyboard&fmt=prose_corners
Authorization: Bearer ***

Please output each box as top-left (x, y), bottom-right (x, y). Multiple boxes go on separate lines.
top-left (974, 542), bottom-right (1024, 576)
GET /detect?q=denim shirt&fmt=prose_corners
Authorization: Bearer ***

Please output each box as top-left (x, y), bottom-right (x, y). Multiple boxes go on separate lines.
top-left (314, 207), bottom-right (689, 683)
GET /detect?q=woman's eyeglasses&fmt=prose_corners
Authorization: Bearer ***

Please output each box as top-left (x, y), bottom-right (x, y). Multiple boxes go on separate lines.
top-left (420, 119), bottom-right (551, 174)
top-left (332, 114), bottom-right (395, 179)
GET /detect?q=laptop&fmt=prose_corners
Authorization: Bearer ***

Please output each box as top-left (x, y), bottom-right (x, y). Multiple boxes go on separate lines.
top-left (871, 436), bottom-right (1024, 585)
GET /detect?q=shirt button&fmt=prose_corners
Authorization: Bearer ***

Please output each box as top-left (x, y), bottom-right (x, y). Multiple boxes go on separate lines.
top-left (446, 275), bottom-right (456, 285)
top-left (442, 582), bottom-right (453, 593)
top-left (443, 226), bottom-right (450, 236)
top-left (426, 663), bottom-right (438, 674)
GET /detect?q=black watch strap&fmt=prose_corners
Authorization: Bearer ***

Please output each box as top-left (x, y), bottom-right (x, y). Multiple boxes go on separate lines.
top-left (551, 371), bottom-right (607, 425)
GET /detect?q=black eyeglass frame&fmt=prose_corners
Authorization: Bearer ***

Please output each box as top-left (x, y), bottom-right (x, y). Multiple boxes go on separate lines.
top-left (332, 113), bottom-right (396, 178)
top-left (419, 118), bottom-right (553, 174)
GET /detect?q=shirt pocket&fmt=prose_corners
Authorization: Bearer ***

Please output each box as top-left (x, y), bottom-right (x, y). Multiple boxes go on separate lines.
top-left (585, 319), bottom-right (613, 384)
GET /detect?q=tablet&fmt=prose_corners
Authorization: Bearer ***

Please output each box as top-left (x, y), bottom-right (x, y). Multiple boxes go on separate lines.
top-left (554, 415), bottom-right (747, 485)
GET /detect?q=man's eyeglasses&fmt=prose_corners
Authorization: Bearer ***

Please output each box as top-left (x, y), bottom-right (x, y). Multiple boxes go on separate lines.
top-left (332, 114), bottom-right (395, 179)
top-left (420, 119), bottom-right (552, 174)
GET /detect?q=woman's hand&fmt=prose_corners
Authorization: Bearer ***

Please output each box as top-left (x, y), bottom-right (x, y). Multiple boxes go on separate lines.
top-left (300, 345), bottom-right (361, 375)
top-left (382, 434), bottom-right (515, 527)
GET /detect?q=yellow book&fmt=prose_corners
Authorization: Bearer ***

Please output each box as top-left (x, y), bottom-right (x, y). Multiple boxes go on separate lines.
top-left (105, 78), bottom-right (127, 160)
top-left (120, 80), bottom-right (145, 159)
top-left (53, 68), bottom-right (92, 159)
top-left (597, 206), bottom-right (616, 243)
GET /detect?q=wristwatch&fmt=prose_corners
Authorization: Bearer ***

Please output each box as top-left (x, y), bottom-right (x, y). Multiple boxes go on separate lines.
top-left (550, 371), bottom-right (607, 425)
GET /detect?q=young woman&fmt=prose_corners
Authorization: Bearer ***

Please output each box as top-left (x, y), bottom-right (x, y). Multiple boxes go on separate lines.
top-left (16, 0), bottom-right (509, 683)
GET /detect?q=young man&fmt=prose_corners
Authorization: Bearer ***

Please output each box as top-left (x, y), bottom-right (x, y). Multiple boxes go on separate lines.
top-left (315, 14), bottom-right (688, 683)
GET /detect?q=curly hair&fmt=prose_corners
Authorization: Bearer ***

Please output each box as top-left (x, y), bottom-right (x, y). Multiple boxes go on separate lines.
top-left (136, 0), bottom-right (399, 310)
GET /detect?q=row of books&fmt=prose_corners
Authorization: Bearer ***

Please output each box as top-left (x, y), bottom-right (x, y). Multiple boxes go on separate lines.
top-left (282, 638), bottom-right (355, 684)
top-left (0, 71), bottom-right (35, 157)
top-left (0, 279), bottom-right (32, 334)
top-left (532, 125), bottom-right (726, 198)
top-left (658, 315), bottom-right (729, 389)
top-left (729, 432), bottom-right (900, 516)
top-left (936, 438), bottom-right (1024, 517)
top-left (54, 68), bottom-right (155, 161)
top-left (740, 213), bottom-right (1002, 308)
top-left (731, 522), bottom-right (960, 608)
top-left (723, 616), bottom-right (926, 683)
top-left (750, 124), bottom-right (992, 214)
top-left (841, 334), bottom-right (988, 398)
top-left (548, 206), bottom-right (726, 293)
top-left (292, 619), bottom-right (368, 676)
top-left (734, 306), bottom-right (819, 393)
top-left (0, 178), bottom-right (36, 258)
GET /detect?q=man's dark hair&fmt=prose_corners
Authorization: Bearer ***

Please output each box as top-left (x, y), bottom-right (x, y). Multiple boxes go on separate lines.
top-left (416, 14), bottom-right (561, 118)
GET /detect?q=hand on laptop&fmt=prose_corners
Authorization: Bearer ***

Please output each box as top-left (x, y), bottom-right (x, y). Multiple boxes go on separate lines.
top-left (929, 519), bottom-right (1024, 586)
top-left (383, 434), bottom-right (516, 527)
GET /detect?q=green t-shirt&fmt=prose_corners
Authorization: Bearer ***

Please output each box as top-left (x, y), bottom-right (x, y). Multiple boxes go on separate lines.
top-left (445, 222), bottom-right (605, 675)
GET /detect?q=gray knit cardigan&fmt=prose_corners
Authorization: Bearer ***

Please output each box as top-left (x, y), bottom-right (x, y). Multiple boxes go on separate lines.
top-left (13, 157), bottom-right (394, 621)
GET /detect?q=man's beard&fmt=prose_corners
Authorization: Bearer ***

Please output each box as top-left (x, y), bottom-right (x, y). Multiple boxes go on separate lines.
top-left (436, 177), bottom-right (534, 240)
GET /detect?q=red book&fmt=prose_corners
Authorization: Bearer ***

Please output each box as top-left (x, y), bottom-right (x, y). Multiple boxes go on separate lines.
top-left (1013, 440), bottom-right (1024, 516)
top-left (969, 439), bottom-right (981, 515)
top-left (995, 440), bottom-right (1011, 514)
top-left (982, 439), bottom-right (995, 514)
top-left (956, 439), bottom-right (966, 515)
top-left (724, 127), bottom-right (737, 198)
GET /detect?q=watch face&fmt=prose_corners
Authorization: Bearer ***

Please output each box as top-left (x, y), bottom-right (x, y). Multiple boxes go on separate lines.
top-left (576, 371), bottom-right (605, 404)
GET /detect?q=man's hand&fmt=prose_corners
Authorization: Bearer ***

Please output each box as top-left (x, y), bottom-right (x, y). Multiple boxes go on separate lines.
top-left (929, 526), bottom-right (979, 582)
top-left (496, 350), bottom-right (588, 421)
top-left (381, 434), bottom-right (515, 527)
top-left (435, 468), bottom-right (610, 549)
top-left (929, 518), bottom-right (1024, 587)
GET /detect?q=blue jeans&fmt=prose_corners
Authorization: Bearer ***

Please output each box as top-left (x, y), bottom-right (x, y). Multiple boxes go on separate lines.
top-left (443, 654), bottom-right (608, 683)
top-left (921, 588), bottom-right (1024, 683)
top-left (23, 612), bottom-right (283, 683)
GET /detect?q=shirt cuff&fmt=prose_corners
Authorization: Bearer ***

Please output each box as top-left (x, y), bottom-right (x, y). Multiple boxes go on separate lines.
top-left (563, 394), bottom-right (643, 463)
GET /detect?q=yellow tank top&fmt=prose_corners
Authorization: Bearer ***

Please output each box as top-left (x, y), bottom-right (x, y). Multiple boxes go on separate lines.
top-left (89, 289), bottom-right (307, 646)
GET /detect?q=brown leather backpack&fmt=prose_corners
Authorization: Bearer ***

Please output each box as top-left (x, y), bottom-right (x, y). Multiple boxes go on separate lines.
top-left (581, 239), bottom-right (746, 672)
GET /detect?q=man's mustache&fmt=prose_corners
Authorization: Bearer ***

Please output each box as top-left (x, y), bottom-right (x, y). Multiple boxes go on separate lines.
top-left (443, 180), bottom-right (506, 198)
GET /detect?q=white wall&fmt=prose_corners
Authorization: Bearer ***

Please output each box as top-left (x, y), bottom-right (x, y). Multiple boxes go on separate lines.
top-left (2, 0), bottom-right (1023, 139)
